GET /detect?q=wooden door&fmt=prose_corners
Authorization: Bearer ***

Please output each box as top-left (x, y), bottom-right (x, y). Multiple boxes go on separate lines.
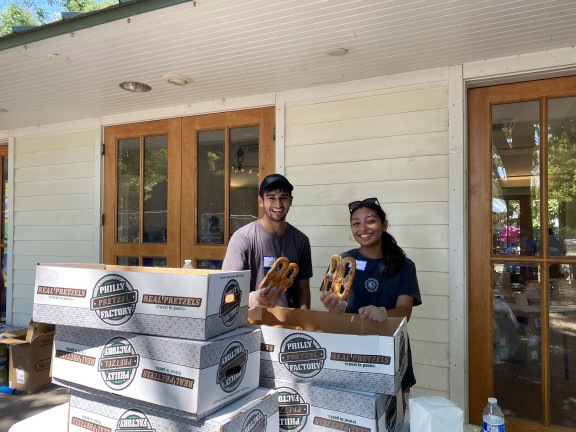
top-left (103, 107), bottom-right (275, 268)
top-left (469, 75), bottom-right (576, 431)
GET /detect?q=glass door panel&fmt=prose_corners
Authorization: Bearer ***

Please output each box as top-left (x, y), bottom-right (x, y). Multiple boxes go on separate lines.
top-left (143, 135), bottom-right (168, 244)
top-left (493, 262), bottom-right (543, 423)
top-left (492, 101), bottom-right (541, 257)
top-left (230, 126), bottom-right (259, 236)
top-left (197, 129), bottom-right (225, 245)
top-left (117, 138), bottom-right (140, 243)
top-left (548, 263), bottom-right (576, 428)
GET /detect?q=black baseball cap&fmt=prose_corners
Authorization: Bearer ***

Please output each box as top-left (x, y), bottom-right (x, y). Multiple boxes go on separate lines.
top-left (259, 173), bottom-right (294, 195)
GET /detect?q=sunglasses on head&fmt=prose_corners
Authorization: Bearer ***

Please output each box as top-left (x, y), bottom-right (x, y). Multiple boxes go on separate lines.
top-left (348, 197), bottom-right (381, 214)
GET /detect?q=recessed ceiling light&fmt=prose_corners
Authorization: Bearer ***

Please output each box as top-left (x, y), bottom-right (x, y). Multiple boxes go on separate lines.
top-left (327, 48), bottom-right (349, 56)
top-left (119, 81), bottom-right (152, 92)
top-left (46, 54), bottom-right (70, 63)
top-left (163, 74), bottom-right (193, 86)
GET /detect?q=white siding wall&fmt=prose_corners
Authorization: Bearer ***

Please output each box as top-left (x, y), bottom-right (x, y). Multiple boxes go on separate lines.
top-left (283, 84), bottom-right (450, 398)
top-left (12, 131), bottom-right (98, 326)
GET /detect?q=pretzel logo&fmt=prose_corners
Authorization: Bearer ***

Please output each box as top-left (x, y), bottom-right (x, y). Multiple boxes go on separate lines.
top-left (321, 255), bottom-right (356, 300)
top-left (259, 257), bottom-right (299, 298)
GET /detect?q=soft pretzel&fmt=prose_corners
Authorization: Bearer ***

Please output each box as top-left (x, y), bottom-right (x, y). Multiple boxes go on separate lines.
top-left (259, 257), bottom-right (300, 298)
top-left (321, 255), bottom-right (356, 300)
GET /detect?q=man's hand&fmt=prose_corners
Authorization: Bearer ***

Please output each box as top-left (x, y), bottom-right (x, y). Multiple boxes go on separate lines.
top-left (358, 305), bottom-right (388, 323)
top-left (320, 291), bottom-right (346, 313)
top-left (249, 285), bottom-right (282, 309)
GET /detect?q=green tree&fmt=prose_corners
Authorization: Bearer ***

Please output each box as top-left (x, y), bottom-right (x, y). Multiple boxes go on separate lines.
top-left (0, 0), bottom-right (114, 36)
top-left (0, 4), bottom-right (36, 35)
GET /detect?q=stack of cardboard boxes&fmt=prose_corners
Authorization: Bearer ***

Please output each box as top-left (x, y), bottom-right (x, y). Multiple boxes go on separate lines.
top-left (250, 306), bottom-right (408, 431)
top-left (32, 263), bottom-right (279, 431)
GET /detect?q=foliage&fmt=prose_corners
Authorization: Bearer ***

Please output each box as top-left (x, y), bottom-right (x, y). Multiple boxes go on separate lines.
top-left (0, 4), bottom-right (36, 35)
top-left (0, 0), bottom-right (115, 35)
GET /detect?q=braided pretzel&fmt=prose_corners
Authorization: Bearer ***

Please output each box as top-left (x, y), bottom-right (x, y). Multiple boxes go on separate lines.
top-left (259, 257), bottom-right (300, 298)
top-left (321, 255), bottom-right (356, 300)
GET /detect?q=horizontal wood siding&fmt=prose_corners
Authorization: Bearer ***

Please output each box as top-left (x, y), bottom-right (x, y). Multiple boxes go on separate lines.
top-left (284, 84), bottom-right (449, 396)
top-left (11, 131), bottom-right (97, 326)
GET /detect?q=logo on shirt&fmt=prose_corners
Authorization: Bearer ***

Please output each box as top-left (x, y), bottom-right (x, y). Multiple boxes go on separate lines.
top-left (365, 277), bottom-right (379, 293)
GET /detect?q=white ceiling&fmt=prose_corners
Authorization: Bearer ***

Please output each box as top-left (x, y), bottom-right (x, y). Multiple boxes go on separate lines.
top-left (1, 0), bottom-right (575, 131)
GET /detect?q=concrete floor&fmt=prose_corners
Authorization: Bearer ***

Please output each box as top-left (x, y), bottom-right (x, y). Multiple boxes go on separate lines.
top-left (0, 385), bottom-right (69, 431)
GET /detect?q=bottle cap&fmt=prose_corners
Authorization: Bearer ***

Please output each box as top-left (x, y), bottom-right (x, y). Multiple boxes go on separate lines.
top-left (488, 397), bottom-right (497, 404)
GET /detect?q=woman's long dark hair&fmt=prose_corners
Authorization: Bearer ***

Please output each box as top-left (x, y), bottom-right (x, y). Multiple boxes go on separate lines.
top-left (351, 203), bottom-right (406, 277)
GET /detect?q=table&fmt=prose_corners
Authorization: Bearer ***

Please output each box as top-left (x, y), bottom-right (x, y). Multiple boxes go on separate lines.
top-left (9, 402), bottom-right (412, 431)
top-left (9, 402), bottom-right (68, 432)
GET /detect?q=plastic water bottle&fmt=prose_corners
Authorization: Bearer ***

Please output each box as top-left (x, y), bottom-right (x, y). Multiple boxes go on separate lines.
top-left (482, 397), bottom-right (505, 432)
top-left (182, 259), bottom-right (193, 269)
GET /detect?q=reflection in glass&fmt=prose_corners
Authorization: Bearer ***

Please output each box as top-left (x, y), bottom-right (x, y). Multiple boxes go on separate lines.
top-left (548, 97), bottom-right (576, 259)
top-left (143, 257), bottom-right (167, 267)
top-left (230, 126), bottom-right (259, 236)
top-left (548, 264), bottom-right (576, 427)
top-left (197, 130), bottom-right (225, 244)
top-left (492, 102), bottom-right (540, 256)
top-left (117, 138), bottom-right (140, 243)
top-left (143, 136), bottom-right (168, 243)
top-left (197, 259), bottom-right (223, 270)
top-left (117, 256), bottom-right (139, 266)
top-left (492, 263), bottom-right (542, 423)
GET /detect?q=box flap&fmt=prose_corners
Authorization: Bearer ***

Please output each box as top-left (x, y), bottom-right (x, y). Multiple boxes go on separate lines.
top-left (249, 307), bottom-right (404, 336)
top-left (26, 322), bottom-right (56, 342)
top-left (2, 327), bottom-right (28, 339)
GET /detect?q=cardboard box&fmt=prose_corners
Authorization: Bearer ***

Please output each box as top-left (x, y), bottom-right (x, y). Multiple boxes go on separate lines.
top-left (52, 325), bottom-right (261, 419)
top-left (0, 322), bottom-right (55, 394)
top-left (261, 378), bottom-right (404, 432)
top-left (250, 307), bottom-right (408, 395)
top-left (68, 387), bottom-right (279, 432)
top-left (33, 263), bottom-right (250, 339)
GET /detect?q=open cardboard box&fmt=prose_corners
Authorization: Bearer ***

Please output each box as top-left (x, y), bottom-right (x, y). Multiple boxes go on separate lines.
top-left (52, 325), bottom-right (261, 419)
top-left (0, 322), bottom-right (55, 394)
top-left (68, 387), bottom-right (279, 432)
top-left (33, 263), bottom-right (250, 340)
top-left (250, 307), bottom-right (408, 395)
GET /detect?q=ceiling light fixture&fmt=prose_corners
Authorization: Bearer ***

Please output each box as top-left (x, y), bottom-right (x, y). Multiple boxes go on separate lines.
top-left (327, 48), bottom-right (349, 56)
top-left (46, 54), bottom-right (70, 63)
top-left (119, 81), bottom-right (152, 92)
top-left (163, 74), bottom-right (193, 86)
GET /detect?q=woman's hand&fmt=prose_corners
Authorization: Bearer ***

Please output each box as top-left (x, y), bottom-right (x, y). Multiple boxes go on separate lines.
top-left (320, 291), bottom-right (346, 314)
top-left (358, 305), bottom-right (388, 323)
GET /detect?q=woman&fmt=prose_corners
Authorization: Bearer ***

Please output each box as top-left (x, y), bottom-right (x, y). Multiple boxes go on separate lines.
top-left (320, 197), bottom-right (421, 397)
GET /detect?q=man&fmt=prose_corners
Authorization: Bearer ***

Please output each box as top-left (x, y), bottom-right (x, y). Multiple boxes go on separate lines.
top-left (222, 173), bottom-right (312, 309)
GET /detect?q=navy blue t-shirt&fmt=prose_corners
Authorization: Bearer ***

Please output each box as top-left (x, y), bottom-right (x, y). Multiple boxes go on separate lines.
top-left (335, 248), bottom-right (422, 390)
top-left (340, 249), bottom-right (422, 314)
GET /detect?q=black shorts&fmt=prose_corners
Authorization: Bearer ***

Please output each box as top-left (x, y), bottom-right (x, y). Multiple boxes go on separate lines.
top-left (401, 340), bottom-right (416, 390)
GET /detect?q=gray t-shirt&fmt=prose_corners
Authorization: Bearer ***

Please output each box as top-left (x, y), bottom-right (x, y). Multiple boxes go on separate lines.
top-left (222, 220), bottom-right (313, 307)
